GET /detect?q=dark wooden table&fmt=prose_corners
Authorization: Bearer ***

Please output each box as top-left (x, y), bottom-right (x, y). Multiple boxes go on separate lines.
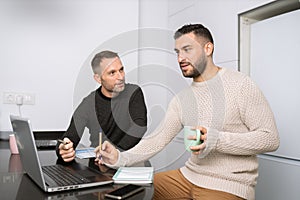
top-left (0, 140), bottom-right (153, 200)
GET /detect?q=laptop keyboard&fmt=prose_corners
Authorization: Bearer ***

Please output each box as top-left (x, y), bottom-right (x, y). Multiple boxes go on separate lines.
top-left (42, 165), bottom-right (91, 186)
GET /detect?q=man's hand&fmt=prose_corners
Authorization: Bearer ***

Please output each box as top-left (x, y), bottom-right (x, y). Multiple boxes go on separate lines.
top-left (94, 141), bottom-right (119, 166)
top-left (58, 138), bottom-right (75, 162)
top-left (189, 126), bottom-right (207, 155)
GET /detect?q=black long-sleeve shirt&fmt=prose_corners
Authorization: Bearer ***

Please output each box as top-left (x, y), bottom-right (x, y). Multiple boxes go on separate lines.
top-left (56, 83), bottom-right (147, 159)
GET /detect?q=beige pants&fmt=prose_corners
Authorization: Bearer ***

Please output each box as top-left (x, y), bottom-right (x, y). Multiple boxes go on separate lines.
top-left (153, 169), bottom-right (245, 200)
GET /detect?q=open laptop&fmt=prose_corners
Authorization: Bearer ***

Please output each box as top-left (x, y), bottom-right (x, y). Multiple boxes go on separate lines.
top-left (10, 115), bottom-right (113, 192)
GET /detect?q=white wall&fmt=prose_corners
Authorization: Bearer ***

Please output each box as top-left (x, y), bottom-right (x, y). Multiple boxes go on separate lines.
top-left (0, 0), bottom-right (139, 131)
top-left (250, 9), bottom-right (300, 160)
top-left (250, 9), bottom-right (300, 200)
top-left (168, 0), bottom-right (274, 70)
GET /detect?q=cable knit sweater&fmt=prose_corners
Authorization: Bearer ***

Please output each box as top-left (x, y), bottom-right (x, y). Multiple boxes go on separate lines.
top-left (110, 68), bottom-right (280, 200)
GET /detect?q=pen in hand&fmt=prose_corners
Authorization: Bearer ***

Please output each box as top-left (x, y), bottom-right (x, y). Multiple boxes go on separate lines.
top-left (99, 131), bottom-right (102, 160)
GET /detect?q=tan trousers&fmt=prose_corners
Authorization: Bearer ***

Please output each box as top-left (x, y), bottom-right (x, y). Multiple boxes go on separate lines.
top-left (153, 169), bottom-right (245, 200)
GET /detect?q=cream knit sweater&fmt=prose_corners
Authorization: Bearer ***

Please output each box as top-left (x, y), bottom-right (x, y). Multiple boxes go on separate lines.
top-left (112, 68), bottom-right (280, 200)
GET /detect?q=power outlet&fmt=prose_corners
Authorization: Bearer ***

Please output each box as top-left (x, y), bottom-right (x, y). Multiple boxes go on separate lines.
top-left (3, 92), bottom-right (35, 105)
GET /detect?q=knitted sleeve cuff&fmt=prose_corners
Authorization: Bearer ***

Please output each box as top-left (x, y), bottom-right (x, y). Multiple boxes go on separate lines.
top-left (104, 149), bottom-right (127, 169)
top-left (198, 127), bottom-right (220, 158)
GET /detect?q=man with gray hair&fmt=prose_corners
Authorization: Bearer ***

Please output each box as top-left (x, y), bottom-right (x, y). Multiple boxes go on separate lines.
top-left (56, 50), bottom-right (147, 163)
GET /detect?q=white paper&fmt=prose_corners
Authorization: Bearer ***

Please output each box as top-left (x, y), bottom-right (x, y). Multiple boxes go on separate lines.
top-left (75, 147), bottom-right (96, 159)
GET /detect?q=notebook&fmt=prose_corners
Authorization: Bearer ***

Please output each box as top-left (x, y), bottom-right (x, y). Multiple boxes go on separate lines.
top-left (9, 115), bottom-right (113, 192)
top-left (112, 167), bottom-right (154, 184)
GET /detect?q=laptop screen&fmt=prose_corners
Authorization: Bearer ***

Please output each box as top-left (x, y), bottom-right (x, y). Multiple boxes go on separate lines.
top-left (10, 115), bottom-right (47, 190)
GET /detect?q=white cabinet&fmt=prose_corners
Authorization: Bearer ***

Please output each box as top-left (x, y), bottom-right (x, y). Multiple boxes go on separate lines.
top-left (256, 155), bottom-right (300, 200)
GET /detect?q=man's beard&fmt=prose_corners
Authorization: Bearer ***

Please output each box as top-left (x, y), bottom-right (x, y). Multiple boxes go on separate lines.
top-left (113, 83), bottom-right (125, 93)
top-left (112, 79), bottom-right (126, 97)
top-left (101, 79), bottom-right (125, 97)
top-left (183, 54), bottom-right (207, 78)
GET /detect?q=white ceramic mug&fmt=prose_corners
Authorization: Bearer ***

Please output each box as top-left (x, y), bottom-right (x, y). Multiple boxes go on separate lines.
top-left (184, 126), bottom-right (202, 152)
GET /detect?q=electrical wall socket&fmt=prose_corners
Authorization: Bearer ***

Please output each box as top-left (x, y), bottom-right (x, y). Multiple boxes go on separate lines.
top-left (3, 92), bottom-right (35, 105)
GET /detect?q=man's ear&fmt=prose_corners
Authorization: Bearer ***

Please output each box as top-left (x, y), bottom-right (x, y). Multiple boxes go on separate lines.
top-left (94, 74), bottom-right (102, 84)
top-left (204, 42), bottom-right (214, 56)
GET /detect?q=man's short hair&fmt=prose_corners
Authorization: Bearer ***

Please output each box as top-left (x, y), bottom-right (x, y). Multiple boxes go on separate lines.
top-left (174, 23), bottom-right (214, 45)
top-left (91, 50), bottom-right (119, 74)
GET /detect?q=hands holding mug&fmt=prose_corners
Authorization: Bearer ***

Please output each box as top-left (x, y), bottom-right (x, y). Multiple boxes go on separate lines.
top-left (184, 126), bottom-right (207, 155)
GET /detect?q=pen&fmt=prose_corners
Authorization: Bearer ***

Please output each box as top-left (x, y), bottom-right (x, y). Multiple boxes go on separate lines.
top-left (57, 139), bottom-right (68, 145)
top-left (99, 131), bottom-right (102, 159)
top-left (99, 131), bottom-right (102, 151)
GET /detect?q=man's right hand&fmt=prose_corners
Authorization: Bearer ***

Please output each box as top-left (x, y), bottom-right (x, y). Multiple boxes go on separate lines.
top-left (58, 138), bottom-right (75, 162)
top-left (95, 141), bottom-right (119, 166)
